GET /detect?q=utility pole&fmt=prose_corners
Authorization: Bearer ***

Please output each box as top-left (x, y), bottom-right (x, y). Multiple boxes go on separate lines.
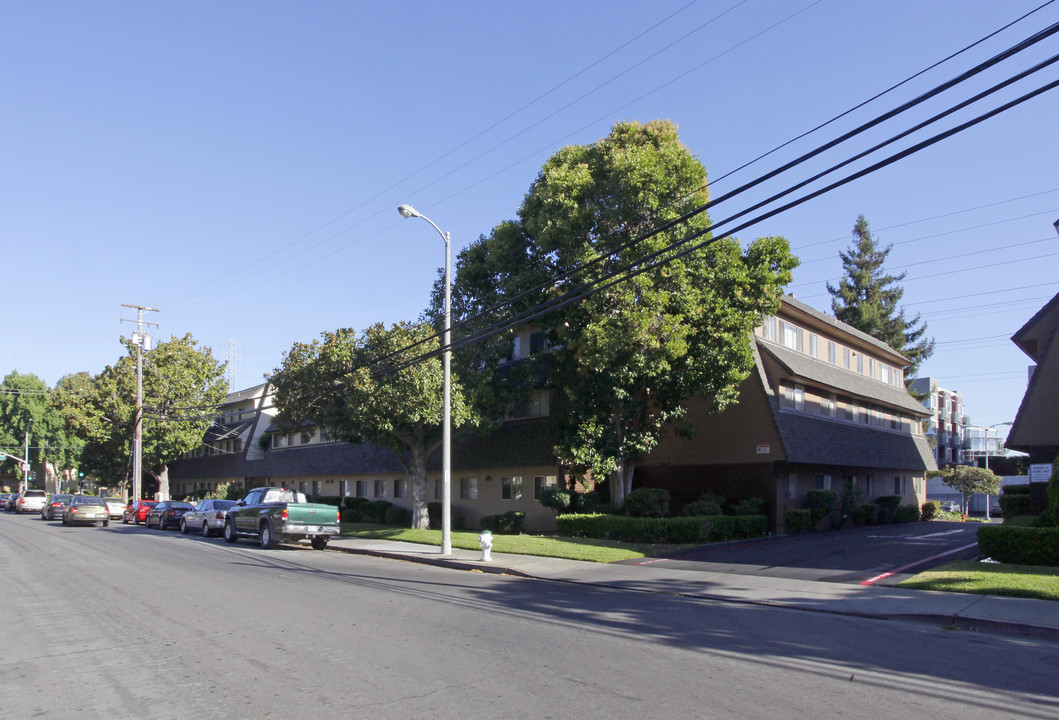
top-left (22, 421), bottom-right (30, 493)
top-left (121, 304), bottom-right (159, 502)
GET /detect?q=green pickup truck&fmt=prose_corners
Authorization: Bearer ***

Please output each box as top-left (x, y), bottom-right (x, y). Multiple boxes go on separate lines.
top-left (222, 487), bottom-right (341, 550)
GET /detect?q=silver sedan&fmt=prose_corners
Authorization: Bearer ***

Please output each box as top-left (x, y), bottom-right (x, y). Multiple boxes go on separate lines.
top-left (180, 499), bottom-right (237, 537)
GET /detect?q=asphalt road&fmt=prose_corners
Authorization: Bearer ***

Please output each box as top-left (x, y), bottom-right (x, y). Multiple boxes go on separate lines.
top-left (642, 520), bottom-right (982, 585)
top-left (2, 512), bottom-right (1057, 720)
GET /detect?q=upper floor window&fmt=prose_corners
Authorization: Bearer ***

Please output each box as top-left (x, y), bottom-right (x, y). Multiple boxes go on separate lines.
top-left (781, 322), bottom-right (802, 351)
top-left (809, 334), bottom-right (818, 358)
top-left (843, 348), bottom-right (851, 369)
top-left (828, 341), bottom-right (836, 364)
top-left (781, 382), bottom-right (804, 411)
top-left (762, 315), bottom-right (777, 342)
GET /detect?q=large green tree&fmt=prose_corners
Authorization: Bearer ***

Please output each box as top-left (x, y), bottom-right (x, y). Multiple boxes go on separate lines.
top-left (0, 371), bottom-right (86, 492)
top-left (69, 334), bottom-right (227, 499)
top-left (270, 321), bottom-right (475, 529)
top-left (929, 465), bottom-right (1002, 514)
top-left (826, 215), bottom-right (934, 377)
top-left (444, 120), bottom-right (798, 508)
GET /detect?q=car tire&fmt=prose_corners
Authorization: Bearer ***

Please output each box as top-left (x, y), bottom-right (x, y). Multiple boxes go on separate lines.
top-left (180, 518), bottom-right (188, 534)
top-left (260, 520), bottom-right (278, 549)
top-left (203, 522), bottom-right (212, 538)
top-left (223, 519), bottom-right (238, 544)
top-left (122, 515), bottom-right (129, 524)
top-left (103, 520), bottom-right (109, 527)
top-left (311, 536), bottom-right (329, 551)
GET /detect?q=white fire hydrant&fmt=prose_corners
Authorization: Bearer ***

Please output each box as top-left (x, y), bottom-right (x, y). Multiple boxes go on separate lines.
top-left (478, 530), bottom-right (493, 562)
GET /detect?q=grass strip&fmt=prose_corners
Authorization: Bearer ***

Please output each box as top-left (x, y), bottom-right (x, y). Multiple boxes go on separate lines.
top-left (339, 522), bottom-right (693, 563)
top-left (897, 560), bottom-right (1059, 601)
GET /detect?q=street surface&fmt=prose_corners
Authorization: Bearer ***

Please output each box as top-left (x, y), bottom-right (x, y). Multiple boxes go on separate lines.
top-left (648, 520), bottom-right (981, 585)
top-left (1, 512), bottom-right (1057, 720)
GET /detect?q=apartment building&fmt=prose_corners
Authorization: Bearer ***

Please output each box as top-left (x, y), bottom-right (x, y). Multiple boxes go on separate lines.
top-left (169, 295), bottom-right (933, 533)
top-left (908, 377), bottom-right (966, 466)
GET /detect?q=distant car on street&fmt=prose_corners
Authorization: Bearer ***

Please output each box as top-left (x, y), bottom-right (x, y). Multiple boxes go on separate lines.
top-left (41, 494), bottom-right (74, 521)
top-left (940, 502), bottom-right (961, 513)
top-left (145, 501), bottom-right (195, 531)
top-left (102, 497), bottom-right (126, 520)
top-left (181, 499), bottom-right (237, 537)
top-left (123, 500), bottom-right (157, 525)
top-left (62, 495), bottom-right (110, 527)
top-left (14, 489), bottom-right (48, 514)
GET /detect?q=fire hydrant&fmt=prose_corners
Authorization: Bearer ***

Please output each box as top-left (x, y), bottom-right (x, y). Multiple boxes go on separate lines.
top-left (478, 530), bottom-right (493, 562)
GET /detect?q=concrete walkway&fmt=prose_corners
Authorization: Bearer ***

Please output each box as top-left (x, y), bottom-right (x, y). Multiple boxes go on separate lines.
top-left (327, 536), bottom-right (1059, 639)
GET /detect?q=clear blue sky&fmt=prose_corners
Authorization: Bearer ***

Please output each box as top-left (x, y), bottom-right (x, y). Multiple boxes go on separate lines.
top-left (3, 0), bottom-right (1058, 443)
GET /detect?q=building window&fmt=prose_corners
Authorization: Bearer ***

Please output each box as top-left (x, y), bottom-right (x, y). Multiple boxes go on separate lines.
top-left (821, 392), bottom-right (837, 418)
top-left (828, 341), bottom-right (836, 364)
top-left (815, 474), bottom-right (831, 490)
top-left (762, 315), bottom-right (777, 341)
top-left (356, 480), bottom-right (367, 498)
top-left (374, 480), bottom-right (387, 498)
top-left (781, 382), bottom-right (804, 411)
top-left (880, 364), bottom-right (892, 385)
top-left (534, 475), bottom-right (557, 500)
top-left (844, 348), bottom-right (851, 369)
top-left (434, 478), bottom-right (442, 500)
top-left (894, 476), bottom-right (905, 496)
top-left (864, 475), bottom-right (873, 497)
top-left (502, 476), bottom-right (523, 501)
top-left (393, 479), bottom-right (406, 499)
top-left (273, 433), bottom-right (287, 448)
top-left (460, 477), bottom-right (478, 500)
top-left (856, 354), bottom-right (864, 374)
top-left (848, 400), bottom-right (859, 423)
top-left (782, 322), bottom-right (802, 351)
top-left (785, 473), bottom-right (797, 499)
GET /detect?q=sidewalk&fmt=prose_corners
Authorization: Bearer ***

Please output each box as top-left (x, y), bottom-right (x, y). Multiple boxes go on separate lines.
top-left (328, 536), bottom-right (1059, 639)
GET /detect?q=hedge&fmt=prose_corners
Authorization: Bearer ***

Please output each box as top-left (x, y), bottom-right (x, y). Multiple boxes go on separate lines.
top-left (921, 501), bottom-right (940, 521)
top-left (977, 525), bottom-right (1059, 566)
top-left (480, 511), bottom-right (526, 534)
top-left (806, 490), bottom-right (838, 525)
top-left (556, 513), bottom-right (766, 543)
top-left (896, 504), bottom-right (922, 523)
top-left (999, 494), bottom-right (1034, 518)
top-left (786, 509), bottom-right (813, 533)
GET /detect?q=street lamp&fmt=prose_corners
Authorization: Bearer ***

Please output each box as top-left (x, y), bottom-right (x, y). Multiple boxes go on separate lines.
top-left (984, 421), bottom-right (1012, 521)
top-left (397, 204), bottom-right (452, 556)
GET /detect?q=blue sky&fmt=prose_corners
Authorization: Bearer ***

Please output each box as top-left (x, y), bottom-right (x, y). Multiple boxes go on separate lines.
top-left (3, 0), bottom-right (1058, 442)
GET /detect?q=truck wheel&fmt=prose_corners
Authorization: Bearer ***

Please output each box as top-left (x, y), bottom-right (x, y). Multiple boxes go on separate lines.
top-left (311, 536), bottom-right (329, 550)
top-left (260, 520), bottom-right (278, 549)
top-left (223, 519), bottom-right (238, 544)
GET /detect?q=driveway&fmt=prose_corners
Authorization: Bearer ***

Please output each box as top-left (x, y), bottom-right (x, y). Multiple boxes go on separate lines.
top-left (618, 520), bottom-right (983, 586)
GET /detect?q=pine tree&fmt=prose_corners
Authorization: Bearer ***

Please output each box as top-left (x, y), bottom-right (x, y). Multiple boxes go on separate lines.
top-left (826, 215), bottom-right (934, 377)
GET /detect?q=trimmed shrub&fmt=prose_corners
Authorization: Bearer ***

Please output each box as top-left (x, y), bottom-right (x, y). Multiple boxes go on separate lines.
top-left (854, 503), bottom-right (879, 527)
top-left (344, 497), bottom-right (369, 512)
top-left (702, 515), bottom-right (768, 541)
top-left (1003, 484), bottom-right (1031, 495)
top-left (683, 497), bottom-right (723, 516)
top-left (896, 504), bottom-right (922, 523)
top-left (556, 514), bottom-right (708, 543)
top-left (540, 488), bottom-right (573, 515)
top-left (340, 509), bottom-right (359, 523)
top-left (384, 504), bottom-right (410, 527)
top-left (921, 501), bottom-right (940, 521)
top-left (786, 509), bottom-right (813, 533)
top-left (572, 490), bottom-right (605, 514)
top-left (806, 490), bottom-right (838, 526)
top-left (314, 495), bottom-right (342, 507)
top-left (999, 493), bottom-right (1033, 518)
top-left (876, 495), bottom-right (902, 524)
top-left (625, 487), bottom-right (670, 518)
top-left (480, 511), bottom-right (526, 534)
top-left (362, 500), bottom-right (392, 523)
top-left (731, 497), bottom-right (765, 516)
top-left (977, 525), bottom-right (1059, 566)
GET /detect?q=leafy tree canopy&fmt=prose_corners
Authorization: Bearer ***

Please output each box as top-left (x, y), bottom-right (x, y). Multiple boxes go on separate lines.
top-left (0, 371), bottom-right (87, 488)
top-left (929, 465), bottom-right (1002, 510)
top-left (826, 215), bottom-right (934, 376)
top-left (443, 120), bottom-right (798, 507)
top-left (271, 321), bottom-right (476, 529)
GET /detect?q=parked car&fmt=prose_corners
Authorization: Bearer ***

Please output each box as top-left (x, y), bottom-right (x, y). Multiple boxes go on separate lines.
top-left (41, 494), bottom-right (74, 521)
top-left (224, 487), bottom-right (340, 549)
top-left (181, 499), bottom-right (237, 536)
top-left (123, 500), bottom-right (158, 525)
top-left (62, 495), bottom-right (110, 527)
top-left (102, 497), bottom-right (126, 520)
top-left (940, 501), bottom-right (961, 513)
top-left (145, 501), bottom-right (195, 530)
top-left (15, 489), bottom-right (48, 514)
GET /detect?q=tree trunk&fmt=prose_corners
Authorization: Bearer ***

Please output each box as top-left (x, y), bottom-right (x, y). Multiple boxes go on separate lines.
top-left (408, 444), bottom-right (430, 530)
top-left (156, 464), bottom-right (170, 501)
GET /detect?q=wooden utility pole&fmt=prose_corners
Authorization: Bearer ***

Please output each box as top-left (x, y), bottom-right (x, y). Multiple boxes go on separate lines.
top-left (121, 304), bottom-right (159, 501)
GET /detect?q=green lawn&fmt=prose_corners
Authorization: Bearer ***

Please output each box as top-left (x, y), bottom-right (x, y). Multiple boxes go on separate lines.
top-left (897, 560), bottom-right (1059, 601)
top-left (339, 522), bottom-right (692, 563)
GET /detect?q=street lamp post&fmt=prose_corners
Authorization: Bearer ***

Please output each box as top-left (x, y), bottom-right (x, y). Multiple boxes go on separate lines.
top-left (983, 421), bottom-right (1012, 521)
top-left (397, 204), bottom-right (452, 556)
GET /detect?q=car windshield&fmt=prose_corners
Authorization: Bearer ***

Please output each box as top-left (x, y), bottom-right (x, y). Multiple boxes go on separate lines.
top-left (263, 489), bottom-right (296, 504)
top-left (76, 497), bottom-right (105, 505)
top-left (173, 502), bottom-right (194, 509)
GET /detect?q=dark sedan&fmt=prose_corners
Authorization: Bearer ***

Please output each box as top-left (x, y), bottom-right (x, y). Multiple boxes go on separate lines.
top-left (145, 501), bottom-right (195, 530)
